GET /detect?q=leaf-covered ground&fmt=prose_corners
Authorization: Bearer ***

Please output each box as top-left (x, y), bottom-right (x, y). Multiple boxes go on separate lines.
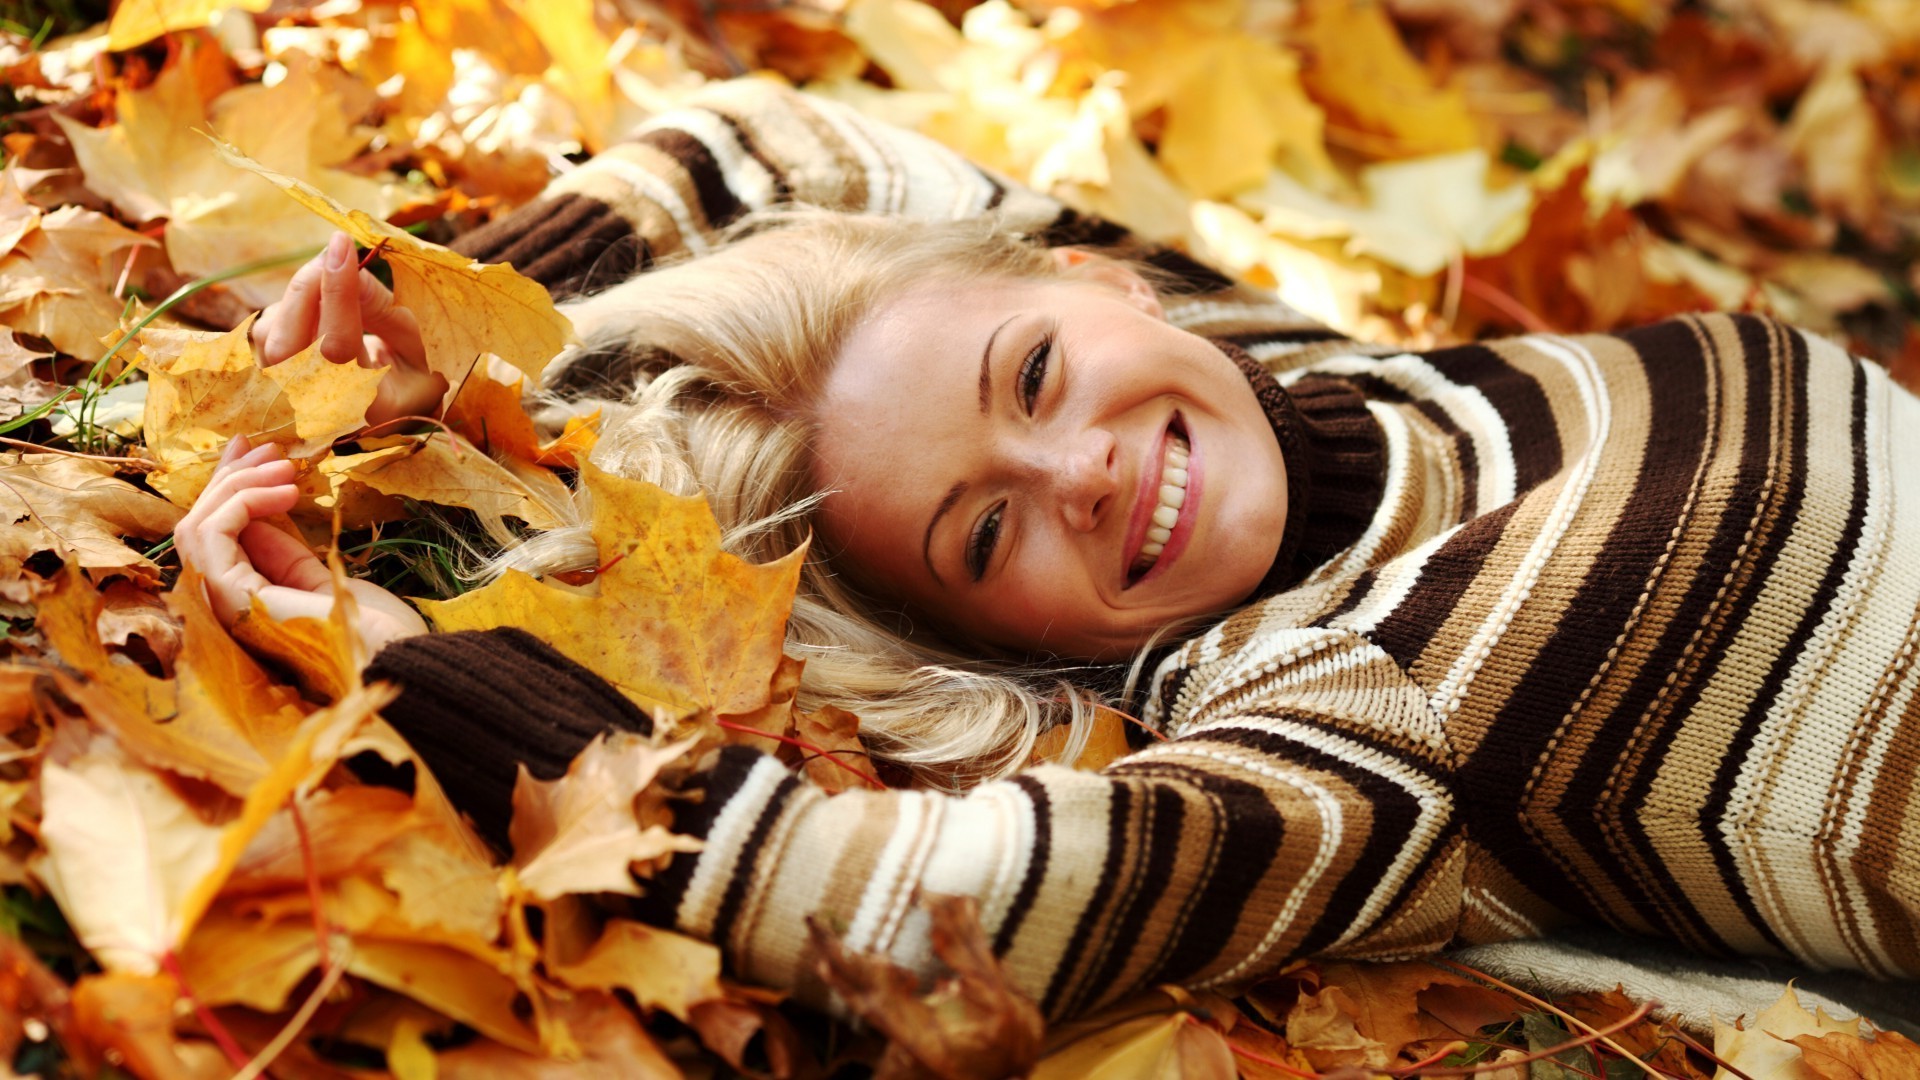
top-left (4, 0), bottom-right (1920, 1076)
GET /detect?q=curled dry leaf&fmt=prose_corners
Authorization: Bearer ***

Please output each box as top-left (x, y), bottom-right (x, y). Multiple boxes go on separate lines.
top-left (547, 917), bottom-right (725, 1023)
top-left (433, 989), bottom-right (680, 1078)
top-left (422, 463), bottom-right (806, 723)
top-left (1793, 1027), bottom-right (1920, 1080)
top-left (810, 893), bottom-right (1046, 1080)
top-left (0, 453), bottom-right (184, 586)
top-left (508, 731), bottom-right (703, 900)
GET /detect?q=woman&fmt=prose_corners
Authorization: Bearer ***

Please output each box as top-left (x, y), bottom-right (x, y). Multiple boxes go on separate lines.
top-left (176, 105), bottom-right (1920, 1022)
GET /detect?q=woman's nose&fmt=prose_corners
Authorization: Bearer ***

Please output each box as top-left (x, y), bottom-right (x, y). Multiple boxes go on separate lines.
top-left (1052, 431), bottom-right (1117, 532)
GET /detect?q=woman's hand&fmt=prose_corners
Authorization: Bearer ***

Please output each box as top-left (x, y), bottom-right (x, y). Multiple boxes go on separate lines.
top-left (175, 434), bottom-right (429, 655)
top-left (253, 232), bottom-right (449, 433)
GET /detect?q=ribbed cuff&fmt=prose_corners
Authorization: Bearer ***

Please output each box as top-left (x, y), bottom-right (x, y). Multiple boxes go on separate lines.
top-left (363, 627), bottom-right (655, 852)
top-left (1214, 339), bottom-right (1387, 595)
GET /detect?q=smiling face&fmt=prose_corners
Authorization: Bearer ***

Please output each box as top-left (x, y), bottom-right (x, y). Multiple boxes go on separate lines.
top-left (811, 260), bottom-right (1288, 660)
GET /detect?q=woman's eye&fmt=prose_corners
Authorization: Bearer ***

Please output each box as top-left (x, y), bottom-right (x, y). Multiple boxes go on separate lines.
top-left (1017, 336), bottom-right (1051, 414)
top-left (967, 504), bottom-right (1004, 581)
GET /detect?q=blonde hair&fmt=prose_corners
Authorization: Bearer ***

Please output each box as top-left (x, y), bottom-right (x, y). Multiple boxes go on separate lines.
top-left (492, 210), bottom-right (1128, 784)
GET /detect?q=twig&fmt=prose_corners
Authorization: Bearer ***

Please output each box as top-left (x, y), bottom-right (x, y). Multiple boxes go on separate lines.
top-left (1655, 1019), bottom-right (1754, 1080)
top-left (288, 797), bottom-right (331, 962)
top-left (1400, 1002), bottom-right (1654, 1077)
top-left (713, 717), bottom-right (887, 790)
top-left (1459, 272), bottom-right (1555, 335)
top-left (160, 950), bottom-right (250, 1070)
top-left (0, 435), bottom-right (155, 467)
top-left (229, 951), bottom-right (349, 1080)
top-left (1429, 958), bottom-right (1677, 1078)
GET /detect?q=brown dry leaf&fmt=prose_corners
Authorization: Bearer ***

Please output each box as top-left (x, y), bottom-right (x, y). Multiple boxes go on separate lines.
top-left (54, 52), bottom-right (402, 307)
top-left (421, 463), bottom-right (806, 723)
top-left (548, 917), bottom-right (725, 1023)
top-left (1713, 985), bottom-right (1862, 1080)
top-left (226, 785), bottom-right (416, 895)
top-left (1283, 983), bottom-right (1385, 1070)
top-left (686, 994), bottom-right (810, 1078)
top-left (32, 679), bottom-right (392, 976)
top-left (1794, 1028), bottom-right (1920, 1080)
top-left (105, 0), bottom-right (273, 51)
top-left (0, 452), bottom-right (184, 586)
top-left (213, 137), bottom-right (576, 397)
top-left (1294, 0), bottom-right (1479, 159)
top-left (69, 972), bottom-right (229, 1080)
top-left (0, 205), bottom-right (155, 358)
top-left (1031, 705), bottom-right (1136, 771)
top-left (96, 578), bottom-right (182, 663)
top-left (329, 431), bottom-right (572, 531)
top-left (442, 367), bottom-right (598, 468)
top-left (812, 893), bottom-right (1046, 1080)
top-left (434, 990), bottom-right (680, 1078)
top-left (507, 732), bottom-right (702, 900)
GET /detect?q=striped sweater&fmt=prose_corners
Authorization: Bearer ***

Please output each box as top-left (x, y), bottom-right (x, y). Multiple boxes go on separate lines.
top-left (436, 81), bottom-right (1920, 1016)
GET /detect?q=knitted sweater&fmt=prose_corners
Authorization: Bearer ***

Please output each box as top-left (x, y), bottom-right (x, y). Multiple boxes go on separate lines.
top-left (398, 81), bottom-right (1920, 1016)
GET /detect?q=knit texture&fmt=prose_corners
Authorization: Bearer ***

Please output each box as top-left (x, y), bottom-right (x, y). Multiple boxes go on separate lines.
top-left (366, 627), bottom-right (653, 851)
top-left (433, 81), bottom-right (1920, 1021)
top-left (1213, 339), bottom-right (1386, 593)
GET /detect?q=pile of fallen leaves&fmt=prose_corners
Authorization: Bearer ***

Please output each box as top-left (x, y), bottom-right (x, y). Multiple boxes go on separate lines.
top-left (5, 0), bottom-right (1920, 1076)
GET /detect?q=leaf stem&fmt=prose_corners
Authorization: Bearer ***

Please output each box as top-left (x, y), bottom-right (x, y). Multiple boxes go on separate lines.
top-left (713, 717), bottom-right (886, 790)
top-left (160, 949), bottom-right (249, 1069)
top-left (1428, 958), bottom-right (1677, 1078)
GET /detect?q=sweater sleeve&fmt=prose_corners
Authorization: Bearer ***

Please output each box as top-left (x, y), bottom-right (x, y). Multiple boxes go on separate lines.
top-left (634, 625), bottom-right (1462, 1020)
top-left (365, 626), bottom-right (1460, 1020)
top-left (450, 79), bottom-right (1264, 307)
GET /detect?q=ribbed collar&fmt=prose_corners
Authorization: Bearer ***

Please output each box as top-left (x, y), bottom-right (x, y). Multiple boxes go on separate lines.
top-left (1212, 339), bottom-right (1387, 596)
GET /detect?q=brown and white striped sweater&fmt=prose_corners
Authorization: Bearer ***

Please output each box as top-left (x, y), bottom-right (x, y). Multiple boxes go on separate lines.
top-left (400, 80), bottom-right (1920, 1017)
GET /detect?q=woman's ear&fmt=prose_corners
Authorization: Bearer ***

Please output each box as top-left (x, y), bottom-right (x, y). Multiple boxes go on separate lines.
top-left (1050, 247), bottom-right (1165, 320)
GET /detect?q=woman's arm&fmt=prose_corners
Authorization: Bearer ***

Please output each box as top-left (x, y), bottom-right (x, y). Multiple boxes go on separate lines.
top-left (372, 624), bottom-right (1461, 1021)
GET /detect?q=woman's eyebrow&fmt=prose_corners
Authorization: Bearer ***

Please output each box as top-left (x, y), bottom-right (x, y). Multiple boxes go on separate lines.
top-left (978, 316), bottom-right (1014, 413)
top-left (922, 480), bottom-right (970, 586)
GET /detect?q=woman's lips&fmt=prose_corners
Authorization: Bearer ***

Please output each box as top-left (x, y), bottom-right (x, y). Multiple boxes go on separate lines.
top-left (1123, 416), bottom-right (1200, 588)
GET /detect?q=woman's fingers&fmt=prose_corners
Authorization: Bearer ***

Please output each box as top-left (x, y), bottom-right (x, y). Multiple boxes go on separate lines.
top-left (317, 233), bottom-right (366, 364)
top-left (256, 254), bottom-right (327, 367)
top-left (239, 518), bottom-right (332, 593)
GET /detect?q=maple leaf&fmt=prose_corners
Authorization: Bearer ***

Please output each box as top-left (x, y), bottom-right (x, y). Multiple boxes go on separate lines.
top-left (507, 732), bottom-right (702, 900)
top-left (1033, 1008), bottom-right (1236, 1080)
top-left (1293, 0), bottom-right (1479, 159)
top-left (105, 0), bottom-right (273, 51)
top-left (433, 990), bottom-right (681, 1078)
top-left (1794, 1028), bottom-right (1920, 1080)
top-left (214, 136), bottom-right (577, 399)
top-left (30, 680), bottom-right (392, 976)
top-left (548, 918), bottom-right (725, 1023)
top-left (0, 453), bottom-right (184, 587)
top-left (54, 51), bottom-right (404, 307)
top-left (0, 205), bottom-right (156, 357)
top-left (1713, 986), bottom-right (1863, 1080)
top-left (420, 463), bottom-right (806, 722)
top-left (811, 894), bottom-right (1046, 1080)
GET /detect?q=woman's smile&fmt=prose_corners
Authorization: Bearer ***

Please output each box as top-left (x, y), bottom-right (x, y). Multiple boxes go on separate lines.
top-left (810, 260), bottom-right (1288, 659)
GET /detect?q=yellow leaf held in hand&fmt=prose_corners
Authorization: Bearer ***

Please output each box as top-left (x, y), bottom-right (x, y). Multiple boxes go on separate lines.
top-left (261, 340), bottom-right (388, 441)
top-left (213, 138), bottom-right (576, 400)
top-left (508, 733), bottom-right (702, 901)
top-left (421, 463), bottom-right (806, 721)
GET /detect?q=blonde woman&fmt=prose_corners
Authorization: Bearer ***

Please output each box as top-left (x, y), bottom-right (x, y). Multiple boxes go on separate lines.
top-left (176, 84), bottom-right (1920, 1020)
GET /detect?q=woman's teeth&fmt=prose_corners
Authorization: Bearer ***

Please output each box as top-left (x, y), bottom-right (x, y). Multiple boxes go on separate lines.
top-left (1133, 434), bottom-right (1190, 575)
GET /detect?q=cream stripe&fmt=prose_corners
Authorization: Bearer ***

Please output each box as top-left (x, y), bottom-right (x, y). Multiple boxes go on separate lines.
top-left (589, 154), bottom-right (710, 254)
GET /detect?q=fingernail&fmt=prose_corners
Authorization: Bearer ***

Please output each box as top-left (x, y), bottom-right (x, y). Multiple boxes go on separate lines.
top-left (326, 233), bottom-right (352, 271)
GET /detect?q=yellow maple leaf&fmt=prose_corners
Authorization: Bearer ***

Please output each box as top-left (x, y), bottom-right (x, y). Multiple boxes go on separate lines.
top-left (548, 918), bottom-right (725, 1023)
top-left (420, 463), bottom-right (806, 722)
top-left (261, 341), bottom-right (389, 440)
top-left (105, 0), bottom-right (272, 51)
top-left (54, 53), bottom-right (404, 307)
top-left (1294, 0), bottom-right (1479, 160)
top-left (213, 136), bottom-right (577, 399)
